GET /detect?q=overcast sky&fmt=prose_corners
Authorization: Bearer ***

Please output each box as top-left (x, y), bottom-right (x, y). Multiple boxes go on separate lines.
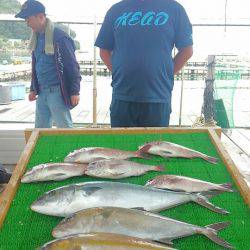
top-left (17, 0), bottom-right (250, 57)
top-left (18, 0), bottom-right (250, 23)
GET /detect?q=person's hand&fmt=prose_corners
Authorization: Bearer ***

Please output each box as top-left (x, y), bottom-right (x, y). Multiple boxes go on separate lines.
top-left (29, 91), bottom-right (37, 101)
top-left (71, 95), bottom-right (80, 106)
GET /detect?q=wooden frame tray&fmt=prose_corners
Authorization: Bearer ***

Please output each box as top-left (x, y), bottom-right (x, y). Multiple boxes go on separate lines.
top-left (1, 127), bottom-right (249, 230)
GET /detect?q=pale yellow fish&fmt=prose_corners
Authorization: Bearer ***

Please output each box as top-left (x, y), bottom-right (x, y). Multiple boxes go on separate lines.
top-left (39, 233), bottom-right (175, 250)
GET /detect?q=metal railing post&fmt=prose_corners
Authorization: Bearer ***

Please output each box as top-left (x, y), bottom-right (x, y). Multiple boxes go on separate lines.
top-left (92, 16), bottom-right (97, 126)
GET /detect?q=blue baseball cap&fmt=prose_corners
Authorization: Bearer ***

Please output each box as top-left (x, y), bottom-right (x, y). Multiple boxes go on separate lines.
top-left (15, 0), bottom-right (45, 19)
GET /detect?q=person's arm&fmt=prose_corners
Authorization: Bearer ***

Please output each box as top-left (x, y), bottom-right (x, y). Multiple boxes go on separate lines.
top-left (100, 49), bottom-right (112, 72)
top-left (173, 45), bottom-right (193, 75)
top-left (58, 37), bottom-right (81, 106)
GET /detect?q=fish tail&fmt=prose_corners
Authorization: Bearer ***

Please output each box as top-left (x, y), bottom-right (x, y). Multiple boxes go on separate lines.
top-left (136, 145), bottom-right (152, 159)
top-left (201, 222), bottom-right (234, 249)
top-left (220, 183), bottom-right (234, 192)
top-left (204, 156), bottom-right (218, 164)
top-left (192, 194), bottom-right (229, 214)
top-left (153, 165), bottom-right (165, 172)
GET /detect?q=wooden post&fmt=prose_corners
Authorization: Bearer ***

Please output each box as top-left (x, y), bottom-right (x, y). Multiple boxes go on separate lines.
top-left (178, 67), bottom-right (185, 126)
top-left (203, 55), bottom-right (216, 124)
top-left (93, 16), bottom-right (97, 126)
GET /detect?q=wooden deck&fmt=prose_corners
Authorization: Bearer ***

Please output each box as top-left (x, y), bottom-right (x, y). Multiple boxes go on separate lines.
top-left (0, 128), bottom-right (249, 194)
top-left (0, 78), bottom-right (249, 127)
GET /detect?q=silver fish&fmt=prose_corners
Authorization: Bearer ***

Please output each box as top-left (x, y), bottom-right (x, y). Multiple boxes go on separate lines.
top-left (21, 163), bottom-right (87, 183)
top-left (52, 207), bottom-right (233, 249)
top-left (145, 175), bottom-right (233, 193)
top-left (85, 159), bottom-right (164, 179)
top-left (64, 146), bottom-right (150, 163)
top-left (139, 141), bottom-right (218, 164)
top-left (39, 233), bottom-right (175, 250)
top-left (31, 181), bottom-right (228, 217)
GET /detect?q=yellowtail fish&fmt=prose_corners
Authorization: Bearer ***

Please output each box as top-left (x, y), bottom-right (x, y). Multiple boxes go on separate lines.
top-left (39, 233), bottom-right (175, 250)
top-left (52, 207), bottom-right (233, 249)
top-left (31, 181), bottom-right (229, 217)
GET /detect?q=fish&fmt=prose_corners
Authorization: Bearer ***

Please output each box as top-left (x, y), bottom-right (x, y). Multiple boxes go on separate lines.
top-left (145, 175), bottom-right (234, 193)
top-left (21, 163), bottom-right (87, 183)
top-left (139, 141), bottom-right (218, 164)
top-left (85, 159), bottom-right (164, 179)
top-left (64, 146), bottom-right (151, 163)
top-left (31, 181), bottom-right (229, 217)
top-left (52, 207), bottom-right (233, 249)
top-left (39, 233), bottom-right (175, 250)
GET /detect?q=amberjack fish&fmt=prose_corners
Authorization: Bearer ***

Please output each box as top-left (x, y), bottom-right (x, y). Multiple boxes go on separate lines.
top-left (31, 181), bottom-right (229, 217)
top-left (145, 175), bottom-right (233, 193)
top-left (64, 146), bottom-right (151, 163)
top-left (21, 163), bottom-right (87, 183)
top-left (52, 207), bottom-right (233, 249)
top-left (39, 233), bottom-right (175, 250)
top-left (139, 141), bottom-right (218, 164)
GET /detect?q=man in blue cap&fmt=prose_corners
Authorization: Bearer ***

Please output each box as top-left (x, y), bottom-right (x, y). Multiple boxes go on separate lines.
top-left (95, 0), bottom-right (193, 127)
top-left (0, 163), bottom-right (11, 184)
top-left (15, 0), bottom-right (81, 128)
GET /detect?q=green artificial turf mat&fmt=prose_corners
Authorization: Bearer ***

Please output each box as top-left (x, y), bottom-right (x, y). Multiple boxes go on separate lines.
top-left (0, 132), bottom-right (249, 249)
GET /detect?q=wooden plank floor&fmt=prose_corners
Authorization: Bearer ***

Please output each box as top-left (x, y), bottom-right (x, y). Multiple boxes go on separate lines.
top-left (0, 78), bottom-right (249, 127)
top-left (221, 129), bottom-right (250, 187)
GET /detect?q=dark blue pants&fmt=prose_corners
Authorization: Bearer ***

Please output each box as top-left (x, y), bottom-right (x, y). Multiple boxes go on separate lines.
top-left (110, 99), bottom-right (171, 127)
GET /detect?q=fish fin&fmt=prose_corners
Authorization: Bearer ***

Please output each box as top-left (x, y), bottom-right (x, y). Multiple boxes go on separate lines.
top-left (158, 150), bottom-right (173, 158)
top-left (155, 238), bottom-right (174, 246)
top-left (220, 183), bottom-right (234, 192)
top-left (131, 207), bottom-right (146, 211)
top-left (200, 189), bottom-right (226, 198)
top-left (91, 157), bottom-right (106, 162)
top-left (136, 145), bottom-right (152, 159)
top-left (201, 222), bottom-right (234, 249)
top-left (154, 165), bottom-right (165, 172)
top-left (51, 173), bottom-right (69, 181)
top-left (206, 221), bottom-right (231, 231)
top-left (193, 194), bottom-right (229, 214)
top-left (204, 156), bottom-right (218, 164)
top-left (84, 187), bottom-right (102, 196)
top-left (111, 172), bottom-right (125, 177)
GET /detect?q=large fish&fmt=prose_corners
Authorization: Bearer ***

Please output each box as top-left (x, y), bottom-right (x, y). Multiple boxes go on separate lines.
top-left (139, 141), bottom-right (218, 164)
top-left (64, 146), bottom-right (150, 163)
top-left (145, 175), bottom-right (233, 193)
top-left (52, 207), bottom-right (233, 249)
top-left (39, 233), bottom-right (174, 250)
top-left (31, 181), bottom-right (229, 217)
top-left (21, 163), bottom-right (87, 183)
top-left (85, 159), bottom-right (164, 179)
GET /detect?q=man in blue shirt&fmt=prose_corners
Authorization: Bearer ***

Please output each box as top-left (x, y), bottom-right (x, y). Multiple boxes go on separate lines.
top-left (95, 0), bottom-right (193, 127)
top-left (15, 0), bottom-right (81, 128)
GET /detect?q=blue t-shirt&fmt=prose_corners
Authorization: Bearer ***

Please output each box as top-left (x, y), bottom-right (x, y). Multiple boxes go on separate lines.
top-left (34, 33), bottom-right (60, 86)
top-left (95, 0), bottom-right (193, 103)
